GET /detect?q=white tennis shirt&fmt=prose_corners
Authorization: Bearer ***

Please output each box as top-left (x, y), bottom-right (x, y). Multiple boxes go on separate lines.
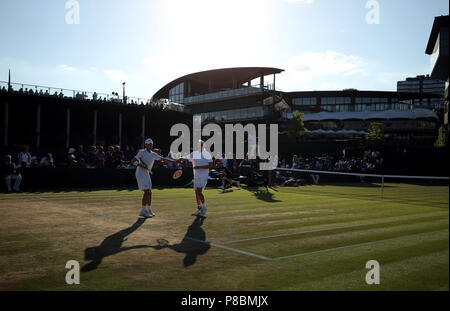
top-left (135, 149), bottom-right (162, 174)
top-left (185, 151), bottom-right (213, 175)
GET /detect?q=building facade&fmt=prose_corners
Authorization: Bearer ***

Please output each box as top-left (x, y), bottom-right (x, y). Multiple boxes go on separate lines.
top-left (397, 75), bottom-right (445, 109)
top-left (425, 15), bottom-right (449, 144)
top-left (152, 67), bottom-right (441, 143)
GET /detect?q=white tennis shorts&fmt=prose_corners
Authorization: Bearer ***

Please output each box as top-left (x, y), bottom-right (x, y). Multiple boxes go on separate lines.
top-left (193, 171), bottom-right (209, 189)
top-left (136, 171), bottom-right (152, 191)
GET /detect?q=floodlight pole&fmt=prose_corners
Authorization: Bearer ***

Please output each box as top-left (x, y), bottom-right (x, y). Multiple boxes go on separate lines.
top-left (122, 82), bottom-right (126, 104)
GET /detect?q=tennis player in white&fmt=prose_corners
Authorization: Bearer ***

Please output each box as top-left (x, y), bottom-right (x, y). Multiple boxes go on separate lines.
top-left (178, 140), bottom-right (213, 217)
top-left (131, 138), bottom-right (177, 218)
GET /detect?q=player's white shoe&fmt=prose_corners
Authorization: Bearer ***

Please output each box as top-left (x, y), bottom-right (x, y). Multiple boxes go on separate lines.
top-left (139, 208), bottom-right (152, 218)
top-left (192, 208), bottom-right (202, 216)
top-left (147, 207), bottom-right (155, 217)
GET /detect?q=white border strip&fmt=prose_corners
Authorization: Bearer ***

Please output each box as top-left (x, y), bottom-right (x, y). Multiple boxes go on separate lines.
top-left (276, 168), bottom-right (449, 180)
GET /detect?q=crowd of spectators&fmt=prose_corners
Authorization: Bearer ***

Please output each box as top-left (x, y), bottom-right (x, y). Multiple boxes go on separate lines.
top-left (278, 150), bottom-right (383, 173)
top-left (1, 145), bottom-right (55, 192)
top-left (1, 84), bottom-right (152, 106)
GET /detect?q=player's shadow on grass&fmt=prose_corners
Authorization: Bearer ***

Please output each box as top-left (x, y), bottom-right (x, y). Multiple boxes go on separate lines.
top-left (81, 218), bottom-right (149, 272)
top-left (150, 217), bottom-right (210, 267)
top-left (244, 187), bottom-right (281, 203)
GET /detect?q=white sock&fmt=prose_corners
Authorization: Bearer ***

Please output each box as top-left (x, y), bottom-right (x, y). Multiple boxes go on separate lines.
top-left (202, 203), bottom-right (206, 209)
top-left (141, 206), bottom-right (146, 213)
top-left (147, 205), bottom-right (153, 214)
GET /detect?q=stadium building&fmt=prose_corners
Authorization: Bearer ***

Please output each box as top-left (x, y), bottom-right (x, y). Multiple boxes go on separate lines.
top-left (397, 75), bottom-right (445, 110)
top-left (152, 67), bottom-right (442, 144)
top-left (425, 15), bottom-right (449, 145)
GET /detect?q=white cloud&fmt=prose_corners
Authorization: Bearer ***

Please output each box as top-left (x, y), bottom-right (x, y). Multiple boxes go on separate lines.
top-left (275, 50), bottom-right (365, 91)
top-left (282, 0), bottom-right (314, 4)
top-left (58, 64), bottom-right (77, 72)
top-left (104, 69), bottom-right (127, 83)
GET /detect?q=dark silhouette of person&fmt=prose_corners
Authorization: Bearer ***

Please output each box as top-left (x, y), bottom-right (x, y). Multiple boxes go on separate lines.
top-left (151, 217), bottom-right (210, 267)
top-left (81, 218), bottom-right (149, 272)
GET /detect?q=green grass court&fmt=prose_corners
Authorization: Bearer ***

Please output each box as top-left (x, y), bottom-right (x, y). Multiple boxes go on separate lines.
top-left (0, 183), bottom-right (448, 290)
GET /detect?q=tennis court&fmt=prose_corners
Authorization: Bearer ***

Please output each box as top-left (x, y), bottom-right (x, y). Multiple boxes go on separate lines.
top-left (0, 181), bottom-right (448, 290)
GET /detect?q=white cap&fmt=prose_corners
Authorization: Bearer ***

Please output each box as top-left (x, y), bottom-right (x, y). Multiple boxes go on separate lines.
top-left (145, 138), bottom-right (153, 145)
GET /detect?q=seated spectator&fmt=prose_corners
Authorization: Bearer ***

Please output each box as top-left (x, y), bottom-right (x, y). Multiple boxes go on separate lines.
top-left (93, 92), bottom-right (98, 100)
top-left (104, 145), bottom-right (115, 168)
top-left (44, 90), bottom-right (50, 96)
top-left (40, 153), bottom-right (55, 168)
top-left (74, 145), bottom-right (86, 163)
top-left (30, 157), bottom-right (39, 168)
top-left (18, 145), bottom-right (31, 169)
top-left (2, 155), bottom-right (22, 192)
top-left (59, 90), bottom-right (64, 98)
top-left (39, 89), bottom-right (44, 96)
top-left (87, 146), bottom-right (97, 167)
top-left (67, 148), bottom-right (78, 168)
top-left (112, 145), bottom-right (124, 167)
top-left (78, 158), bottom-right (87, 169)
top-left (96, 146), bottom-right (105, 168)
top-left (1, 86), bottom-right (8, 92)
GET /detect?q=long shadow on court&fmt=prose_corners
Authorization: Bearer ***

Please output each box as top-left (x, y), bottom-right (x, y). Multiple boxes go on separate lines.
top-left (243, 186), bottom-right (282, 203)
top-left (150, 217), bottom-right (210, 267)
top-left (81, 218), bottom-right (150, 272)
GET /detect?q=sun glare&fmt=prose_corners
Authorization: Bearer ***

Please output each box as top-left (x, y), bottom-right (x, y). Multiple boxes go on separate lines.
top-left (160, 0), bottom-right (270, 70)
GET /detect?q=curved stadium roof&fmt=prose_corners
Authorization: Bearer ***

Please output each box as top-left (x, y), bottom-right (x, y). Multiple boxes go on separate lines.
top-left (152, 67), bottom-right (284, 100)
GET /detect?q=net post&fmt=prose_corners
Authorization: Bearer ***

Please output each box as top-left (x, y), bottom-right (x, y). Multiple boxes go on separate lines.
top-left (381, 175), bottom-right (385, 197)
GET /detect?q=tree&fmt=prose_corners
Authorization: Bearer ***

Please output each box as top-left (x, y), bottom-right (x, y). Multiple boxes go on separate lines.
top-left (366, 122), bottom-right (386, 147)
top-left (434, 126), bottom-right (448, 147)
top-left (287, 110), bottom-right (307, 140)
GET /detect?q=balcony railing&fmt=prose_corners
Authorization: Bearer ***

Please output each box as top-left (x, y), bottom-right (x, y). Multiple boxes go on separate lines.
top-left (182, 83), bottom-right (277, 105)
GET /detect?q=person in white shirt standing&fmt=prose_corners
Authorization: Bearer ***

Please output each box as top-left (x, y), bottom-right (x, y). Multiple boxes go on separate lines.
top-left (130, 138), bottom-right (177, 218)
top-left (178, 140), bottom-right (213, 217)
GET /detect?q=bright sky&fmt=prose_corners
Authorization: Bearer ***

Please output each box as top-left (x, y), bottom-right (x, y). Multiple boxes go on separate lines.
top-left (0, 0), bottom-right (448, 99)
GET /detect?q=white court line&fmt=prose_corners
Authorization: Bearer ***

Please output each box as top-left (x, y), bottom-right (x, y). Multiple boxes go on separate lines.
top-left (224, 212), bottom-right (449, 244)
top-left (272, 229), bottom-right (449, 261)
top-left (38, 197), bottom-right (269, 261)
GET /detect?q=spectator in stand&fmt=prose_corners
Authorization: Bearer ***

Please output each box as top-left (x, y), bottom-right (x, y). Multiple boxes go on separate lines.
top-left (30, 157), bottom-right (39, 168)
top-left (78, 158), bottom-right (87, 169)
top-left (1, 86), bottom-right (6, 92)
top-left (40, 153), bottom-right (55, 168)
top-left (87, 146), bottom-right (97, 167)
top-left (93, 92), bottom-right (98, 100)
top-left (67, 148), bottom-right (78, 168)
top-left (74, 145), bottom-right (86, 163)
top-left (291, 155), bottom-right (298, 169)
top-left (104, 145), bottom-right (115, 168)
top-left (59, 90), bottom-right (64, 98)
top-left (112, 145), bottom-right (124, 168)
top-left (96, 146), bottom-right (105, 168)
top-left (44, 89), bottom-right (50, 96)
top-left (18, 145), bottom-right (31, 169)
top-left (39, 89), bottom-right (44, 96)
top-left (2, 155), bottom-right (22, 192)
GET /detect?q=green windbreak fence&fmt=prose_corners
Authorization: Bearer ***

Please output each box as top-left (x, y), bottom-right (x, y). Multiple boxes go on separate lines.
top-left (2, 168), bottom-right (194, 191)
